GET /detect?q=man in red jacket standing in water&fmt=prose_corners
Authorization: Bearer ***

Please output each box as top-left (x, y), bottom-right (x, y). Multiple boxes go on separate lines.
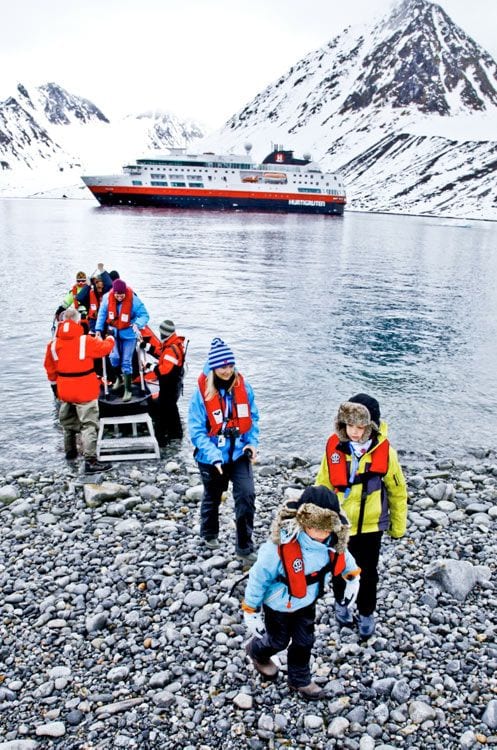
top-left (44, 307), bottom-right (115, 473)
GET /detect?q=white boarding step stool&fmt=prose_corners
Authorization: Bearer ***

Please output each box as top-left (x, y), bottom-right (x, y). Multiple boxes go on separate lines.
top-left (96, 414), bottom-right (160, 461)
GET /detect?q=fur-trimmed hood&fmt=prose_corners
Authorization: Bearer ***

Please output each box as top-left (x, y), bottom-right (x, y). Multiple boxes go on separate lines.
top-left (335, 400), bottom-right (380, 443)
top-left (271, 487), bottom-right (350, 553)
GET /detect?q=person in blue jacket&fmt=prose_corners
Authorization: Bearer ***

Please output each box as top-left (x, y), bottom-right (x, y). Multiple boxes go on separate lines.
top-left (242, 486), bottom-right (361, 701)
top-left (95, 279), bottom-right (149, 402)
top-left (188, 337), bottom-right (259, 562)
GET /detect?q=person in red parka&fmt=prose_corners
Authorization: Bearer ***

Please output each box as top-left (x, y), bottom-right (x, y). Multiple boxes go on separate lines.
top-left (44, 307), bottom-right (115, 473)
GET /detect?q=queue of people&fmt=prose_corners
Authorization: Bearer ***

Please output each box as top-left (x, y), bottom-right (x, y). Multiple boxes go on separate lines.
top-left (45, 267), bottom-right (408, 702)
top-left (47, 266), bottom-right (187, 465)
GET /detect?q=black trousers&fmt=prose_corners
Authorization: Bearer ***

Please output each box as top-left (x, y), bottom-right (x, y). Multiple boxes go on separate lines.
top-left (155, 374), bottom-right (183, 441)
top-left (198, 454), bottom-right (255, 554)
top-left (251, 603), bottom-right (316, 687)
top-left (332, 531), bottom-right (383, 616)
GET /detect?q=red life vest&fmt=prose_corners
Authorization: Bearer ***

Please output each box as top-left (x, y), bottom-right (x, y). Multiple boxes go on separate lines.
top-left (88, 288), bottom-right (99, 319)
top-left (326, 434), bottom-right (390, 490)
top-left (157, 336), bottom-right (185, 376)
top-left (198, 372), bottom-right (252, 436)
top-left (278, 538), bottom-right (346, 600)
top-left (71, 283), bottom-right (84, 308)
top-left (107, 287), bottom-right (134, 329)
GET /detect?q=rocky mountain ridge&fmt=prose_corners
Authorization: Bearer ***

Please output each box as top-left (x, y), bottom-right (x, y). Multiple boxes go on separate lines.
top-left (0, 82), bottom-right (205, 194)
top-left (201, 0), bottom-right (497, 220)
top-left (1, 0), bottom-right (497, 218)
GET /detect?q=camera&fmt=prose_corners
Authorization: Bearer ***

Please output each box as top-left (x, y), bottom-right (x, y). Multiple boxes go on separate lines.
top-left (223, 426), bottom-right (240, 439)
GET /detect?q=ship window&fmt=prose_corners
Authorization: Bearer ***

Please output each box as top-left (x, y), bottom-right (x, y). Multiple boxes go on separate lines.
top-left (188, 182), bottom-right (204, 188)
top-left (132, 180), bottom-right (142, 186)
top-left (151, 173), bottom-right (165, 178)
top-left (171, 181), bottom-right (186, 187)
top-left (298, 187), bottom-right (321, 194)
top-left (151, 181), bottom-right (168, 186)
top-left (170, 174), bottom-right (185, 180)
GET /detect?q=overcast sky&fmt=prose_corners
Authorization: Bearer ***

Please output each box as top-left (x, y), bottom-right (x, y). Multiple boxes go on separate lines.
top-left (1, 0), bottom-right (495, 129)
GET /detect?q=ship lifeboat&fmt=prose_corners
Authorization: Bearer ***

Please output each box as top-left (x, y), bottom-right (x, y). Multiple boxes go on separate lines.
top-left (242, 175), bottom-right (260, 183)
top-left (263, 172), bottom-right (288, 184)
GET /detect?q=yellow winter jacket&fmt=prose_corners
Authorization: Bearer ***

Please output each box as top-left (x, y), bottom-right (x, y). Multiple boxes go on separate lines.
top-left (315, 421), bottom-right (407, 538)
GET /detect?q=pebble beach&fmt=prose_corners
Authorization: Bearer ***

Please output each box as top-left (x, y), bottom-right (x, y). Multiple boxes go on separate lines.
top-left (0, 447), bottom-right (496, 750)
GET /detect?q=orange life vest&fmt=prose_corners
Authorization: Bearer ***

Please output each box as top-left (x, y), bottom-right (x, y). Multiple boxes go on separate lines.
top-left (140, 325), bottom-right (162, 353)
top-left (326, 434), bottom-right (390, 490)
top-left (71, 283), bottom-right (83, 308)
top-left (45, 320), bottom-right (114, 403)
top-left (278, 537), bottom-right (346, 600)
top-left (198, 372), bottom-right (252, 436)
top-left (107, 287), bottom-right (134, 329)
top-left (157, 336), bottom-right (185, 377)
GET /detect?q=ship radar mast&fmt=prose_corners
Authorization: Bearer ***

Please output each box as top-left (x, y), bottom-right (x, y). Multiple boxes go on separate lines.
top-left (244, 143), bottom-right (252, 156)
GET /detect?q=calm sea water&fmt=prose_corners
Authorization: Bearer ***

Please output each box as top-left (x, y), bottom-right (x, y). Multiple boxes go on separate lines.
top-left (1, 198), bottom-right (497, 472)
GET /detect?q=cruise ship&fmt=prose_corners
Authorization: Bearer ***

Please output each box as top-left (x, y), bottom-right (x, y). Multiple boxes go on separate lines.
top-left (81, 144), bottom-right (346, 216)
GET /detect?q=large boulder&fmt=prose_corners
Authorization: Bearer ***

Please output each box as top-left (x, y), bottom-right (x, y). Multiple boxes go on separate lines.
top-left (425, 559), bottom-right (491, 600)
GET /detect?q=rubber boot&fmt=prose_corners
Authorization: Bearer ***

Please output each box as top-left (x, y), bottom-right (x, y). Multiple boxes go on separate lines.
top-left (64, 431), bottom-right (78, 460)
top-left (122, 373), bottom-right (133, 402)
top-left (112, 374), bottom-right (123, 392)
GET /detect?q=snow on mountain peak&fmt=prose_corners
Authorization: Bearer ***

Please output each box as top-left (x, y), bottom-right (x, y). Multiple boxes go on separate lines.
top-left (37, 82), bottom-right (109, 125)
top-left (0, 82), bottom-right (206, 193)
top-left (197, 0), bottom-right (497, 220)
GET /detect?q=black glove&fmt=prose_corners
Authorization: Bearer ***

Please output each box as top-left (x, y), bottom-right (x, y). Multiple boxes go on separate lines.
top-left (139, 340), bottom-right (148, 350)
top-left (55, 305), bottom-right (65, 318)
top-left (50, 383), bottom-right (58, 399)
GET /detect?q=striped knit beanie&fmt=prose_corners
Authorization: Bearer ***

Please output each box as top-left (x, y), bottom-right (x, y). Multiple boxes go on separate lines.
top-left (159, 319), bottom-right (175, 340)
top-left (208, 337), bottom-right (235, 370)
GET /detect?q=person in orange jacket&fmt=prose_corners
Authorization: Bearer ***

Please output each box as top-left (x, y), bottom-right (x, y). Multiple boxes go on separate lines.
top-left (44, 307), bottom-right (115, 473)
top-left (141, 319), bottom-right (186, 443)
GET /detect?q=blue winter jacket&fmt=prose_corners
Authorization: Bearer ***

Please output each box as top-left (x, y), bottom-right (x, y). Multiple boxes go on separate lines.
top-left (244, 528), bottom-right (358, 613)
top-left (95, 290), bottom-right (149, 340)
top-left (188, 369), bottom-right (259, 465)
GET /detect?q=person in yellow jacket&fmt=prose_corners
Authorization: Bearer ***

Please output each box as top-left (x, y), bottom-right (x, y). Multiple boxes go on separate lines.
top-left (315, 393), bottom-right (407, 638)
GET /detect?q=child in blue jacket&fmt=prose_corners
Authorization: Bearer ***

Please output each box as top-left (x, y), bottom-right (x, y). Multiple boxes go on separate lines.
top-left (242, 485), bottom-right (360, 700)
top-left (188, 337), bottom-right (259, 562)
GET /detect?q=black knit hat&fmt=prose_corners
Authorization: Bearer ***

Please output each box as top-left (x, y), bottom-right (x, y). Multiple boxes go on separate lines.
top-left (349, 393), bottom-right (381, 426)
top-left (271, 485), bottom-right (350, 550)
top-left (295, 486), bottom-right (350, 532)
top-left (296, 485), bottom-right (340, 514)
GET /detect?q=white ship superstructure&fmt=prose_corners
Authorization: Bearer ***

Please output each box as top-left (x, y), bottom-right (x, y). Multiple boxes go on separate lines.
top-left (82, 144), bottom-right (346, 215)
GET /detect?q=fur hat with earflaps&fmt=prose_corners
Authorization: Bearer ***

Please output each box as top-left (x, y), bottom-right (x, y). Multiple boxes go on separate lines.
top-left (335, 393), bottom-right (381, 442)
top-left (271, 485), bottom-right (350, 552)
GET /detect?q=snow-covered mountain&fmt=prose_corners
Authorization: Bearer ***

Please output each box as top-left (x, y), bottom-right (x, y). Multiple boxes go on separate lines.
top-left (0, 83), bottom-right (205, 197)
top-left (201, 0), bottom-right (497, 220)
